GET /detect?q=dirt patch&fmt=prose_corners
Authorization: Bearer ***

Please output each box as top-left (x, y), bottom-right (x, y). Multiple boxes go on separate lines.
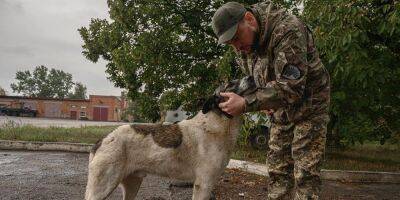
top-left (214, 168), bottom-right (267, 199)
top-left (213, 168), bottom-right (400, 200)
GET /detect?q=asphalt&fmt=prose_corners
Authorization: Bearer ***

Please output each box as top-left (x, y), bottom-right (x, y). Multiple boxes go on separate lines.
top-left (0, 150), bottom-right (399, 200)
top-left (0, 150), bottom-right (192, 200)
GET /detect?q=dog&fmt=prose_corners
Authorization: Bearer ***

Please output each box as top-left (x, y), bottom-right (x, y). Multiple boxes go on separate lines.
top-left (85, 76), bottom-right (257, 200)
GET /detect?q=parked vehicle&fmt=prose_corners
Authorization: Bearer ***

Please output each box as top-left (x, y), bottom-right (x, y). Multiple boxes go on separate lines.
top-left (0, 105), bottom-right (37, 117)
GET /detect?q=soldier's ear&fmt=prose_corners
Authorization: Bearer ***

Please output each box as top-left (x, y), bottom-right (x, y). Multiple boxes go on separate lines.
top-left (244, 11), bottom-right (257, 26)
top-left (244, 11), bottom-right (252, 20)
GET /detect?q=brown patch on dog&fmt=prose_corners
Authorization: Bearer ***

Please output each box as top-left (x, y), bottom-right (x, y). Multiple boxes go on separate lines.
top-left (131, 124), bottom-right (183, 148)
top-left (91, 137), bottom-right (104, 154)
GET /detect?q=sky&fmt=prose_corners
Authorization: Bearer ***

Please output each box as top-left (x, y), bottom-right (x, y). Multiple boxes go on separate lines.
top-left (0, 0), bottom-right (123, 96)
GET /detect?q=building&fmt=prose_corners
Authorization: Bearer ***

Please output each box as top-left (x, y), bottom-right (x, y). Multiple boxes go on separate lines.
top-left (0, 95), bottom-right (126, 121)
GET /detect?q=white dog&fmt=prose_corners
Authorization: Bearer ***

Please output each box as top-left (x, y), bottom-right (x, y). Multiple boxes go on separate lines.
top-left (85, 77), bottom-right (256, 200)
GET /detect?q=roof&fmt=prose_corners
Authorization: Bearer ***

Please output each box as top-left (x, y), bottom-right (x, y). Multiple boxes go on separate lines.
top-left (0, 95), bottom-right (90, 102)
top-left (89, 95), bottom-right (121, 101)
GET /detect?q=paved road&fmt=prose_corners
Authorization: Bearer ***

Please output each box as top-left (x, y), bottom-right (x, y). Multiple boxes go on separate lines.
top-left (0, 150), bottom-right (192, 200)
top-left (0, 116), bottom-right (129, 128)
top-left (0, 151), bottom-right (399, 200)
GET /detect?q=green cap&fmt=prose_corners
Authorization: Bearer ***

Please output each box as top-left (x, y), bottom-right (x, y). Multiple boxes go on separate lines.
top-left (212, 2), bottom-right (246, 44)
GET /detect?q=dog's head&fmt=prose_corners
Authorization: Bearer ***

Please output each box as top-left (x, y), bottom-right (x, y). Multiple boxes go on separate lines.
top-left (201, 76), bottom-right (257, 117)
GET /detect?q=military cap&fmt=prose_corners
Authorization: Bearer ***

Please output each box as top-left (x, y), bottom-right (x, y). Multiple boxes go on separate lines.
top-left (212, 2), bottom-right (246, 44)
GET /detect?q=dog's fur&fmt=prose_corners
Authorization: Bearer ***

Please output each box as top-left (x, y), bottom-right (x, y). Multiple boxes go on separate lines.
top-left (85, 76), bottom-right (256, 200)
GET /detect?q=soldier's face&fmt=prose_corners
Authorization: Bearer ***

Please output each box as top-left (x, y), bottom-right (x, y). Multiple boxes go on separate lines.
top-left (227, 13), bottom-right (258, 54)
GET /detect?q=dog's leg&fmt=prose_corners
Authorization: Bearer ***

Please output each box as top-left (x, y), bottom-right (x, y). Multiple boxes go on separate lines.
top-left (121, 173), bottom-right (144, 200)
top-left (85, 146), bottom-right (126, 200)
top-left (192, 172), bottom-right (219, 200)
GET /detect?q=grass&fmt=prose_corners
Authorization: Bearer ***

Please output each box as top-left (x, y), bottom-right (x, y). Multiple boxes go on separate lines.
top-left (232, 143), bottom-right (400, 172)
top-left (0, 122), bottom-right (399, 172)
top-left (323, 143), bottom-right (400, 172)
top-left (232, 146), bottom-right (267, 164)
top-left (0, 123), bottom-right (117, 144)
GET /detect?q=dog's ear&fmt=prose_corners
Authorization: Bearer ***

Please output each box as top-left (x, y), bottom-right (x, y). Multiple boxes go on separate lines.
top-left (197, 98), bottom-right (206, 108)
top-left (224, 79), bottom-right (240, 93)
top-left (201, 96), bottom-right (216, 114)
top-left (238, 76), bottom-right (257, 95)
top-left (201, 95), bottom-right (234, 118)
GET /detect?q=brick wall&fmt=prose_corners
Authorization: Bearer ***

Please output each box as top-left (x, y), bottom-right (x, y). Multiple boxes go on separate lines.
top-left (0, 95), bottom-right (124, 121)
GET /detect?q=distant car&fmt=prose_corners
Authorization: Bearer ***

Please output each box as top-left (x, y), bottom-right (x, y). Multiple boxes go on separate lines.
top-left (0, 106), bottom-right (37, 117)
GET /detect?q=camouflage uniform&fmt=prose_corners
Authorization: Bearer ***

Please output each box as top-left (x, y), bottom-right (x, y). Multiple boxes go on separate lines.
top-left (236, 2), bottom-right (330, 199)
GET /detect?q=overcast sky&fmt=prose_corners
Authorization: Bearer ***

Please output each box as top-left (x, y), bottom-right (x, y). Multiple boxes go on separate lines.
top-left (0, 0), bottom-right (123, 96)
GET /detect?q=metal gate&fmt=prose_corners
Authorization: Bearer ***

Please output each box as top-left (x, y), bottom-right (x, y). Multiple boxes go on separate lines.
top-left (44, 101), bottom-right (62, 118)
top-left (93, 107), bottom-right (108, 121)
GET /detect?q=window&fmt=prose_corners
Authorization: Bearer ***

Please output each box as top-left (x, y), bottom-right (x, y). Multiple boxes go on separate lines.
top-left (80, 111), bottom-right (86, 117)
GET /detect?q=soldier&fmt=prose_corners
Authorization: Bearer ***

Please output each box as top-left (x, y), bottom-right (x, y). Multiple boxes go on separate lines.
top-left (211, 1), bottom-right (330, 200)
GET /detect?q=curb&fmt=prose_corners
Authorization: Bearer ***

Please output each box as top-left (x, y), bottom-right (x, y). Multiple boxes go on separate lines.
top-left (227, 159), bottom-right (268, 176)
top-left (1, 140), bottom-right (400, 183)
top-left (227, 159), bottom-right (400, 184)
top-left (0, 140), bottom-right (92, 153)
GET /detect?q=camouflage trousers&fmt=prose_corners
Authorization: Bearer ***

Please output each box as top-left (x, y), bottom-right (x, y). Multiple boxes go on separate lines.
top-left (266, 114), bottom-right (328, 200)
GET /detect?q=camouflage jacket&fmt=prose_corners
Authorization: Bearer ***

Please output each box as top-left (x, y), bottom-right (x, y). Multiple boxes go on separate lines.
top-left (237, 1), bottom-right (330, 124)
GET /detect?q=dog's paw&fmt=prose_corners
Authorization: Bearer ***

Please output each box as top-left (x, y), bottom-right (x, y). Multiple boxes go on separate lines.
top-left (210, 191), bottom-right (216, 200)
top-left (169, 181), bottom-right (193, 188)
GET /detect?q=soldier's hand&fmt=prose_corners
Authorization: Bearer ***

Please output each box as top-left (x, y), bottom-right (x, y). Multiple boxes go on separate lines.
top-left (218, 92), bottom-right (246, 116)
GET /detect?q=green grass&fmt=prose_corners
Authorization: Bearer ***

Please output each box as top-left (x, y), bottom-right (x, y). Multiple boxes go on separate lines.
top-left (232, 143), bottom-right (400, 172)
top-left (323, 143), bottom-right (400, 172)
top-left (232, 146), bottom-right (267, 164)
top-left (1, 123), bottom-right (399, 172)
top-left (0, 125), bottom-right (117, 144)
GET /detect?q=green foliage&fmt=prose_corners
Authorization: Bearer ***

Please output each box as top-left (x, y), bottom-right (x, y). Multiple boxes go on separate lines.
top-left (10, 65), bottom-right (75, 99)
top-left (79, 0), bottom-right (264, 122)
top-left (238, 112), bottom-right (270, 148)
top-left (68, 82), bottom-right (88, 99)
top-left (303, 0), bottom-right (400, 145)
top-left (80, 0), bottom-right (400, 145)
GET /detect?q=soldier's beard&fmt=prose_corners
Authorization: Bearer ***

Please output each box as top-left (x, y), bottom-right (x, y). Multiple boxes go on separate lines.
top-left (250, 30), bottom-right (260, 52)
top-left (239, 30), bottom-right (259, 54)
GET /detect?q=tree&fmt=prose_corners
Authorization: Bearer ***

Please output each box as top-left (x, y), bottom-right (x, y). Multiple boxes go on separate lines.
top-left (0, 86), bottom-right (5, 96)
top-left (80, 0), bottom-right (399, 145)
top-left (11, 65), bottom-right (75, 98)
top-left (68, 82), bottom-right (87, 99)
top-left (303, 0), bottom-right (400, 146)
top-left (79, 0), bottom-right (296, 122)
